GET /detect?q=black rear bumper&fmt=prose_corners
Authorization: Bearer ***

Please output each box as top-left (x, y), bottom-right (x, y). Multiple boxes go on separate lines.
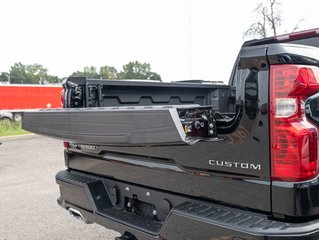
top-left (56, 170), bottom-right (319, 240)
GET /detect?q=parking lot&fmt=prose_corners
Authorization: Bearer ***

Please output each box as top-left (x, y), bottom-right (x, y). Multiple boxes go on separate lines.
top-left (0, 134), bottom-right (119, 240)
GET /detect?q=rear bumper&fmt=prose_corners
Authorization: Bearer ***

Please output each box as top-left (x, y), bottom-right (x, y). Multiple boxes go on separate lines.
top-left (56, 170), bottom-right (319, 240)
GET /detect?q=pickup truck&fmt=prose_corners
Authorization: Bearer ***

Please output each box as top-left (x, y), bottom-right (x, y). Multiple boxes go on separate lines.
top-left (22, 28), bottom-right (319, 240)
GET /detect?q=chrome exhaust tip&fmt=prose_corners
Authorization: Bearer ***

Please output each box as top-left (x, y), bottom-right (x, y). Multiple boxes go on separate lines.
top-left (67, 208), bottom-right (91, 224)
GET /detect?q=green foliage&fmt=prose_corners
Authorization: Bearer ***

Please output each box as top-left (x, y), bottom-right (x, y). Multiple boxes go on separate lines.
top-left (26, 64), bottom-right (48, 82)
top-left (70, 62), bottom-right (161, 81)
top-left (46, 75), bottom-right (61, 84)
top-left (0, 121), bottom-right (29, 137)
top-left (119, 61), bottom-right (161, 80)
top-left (99, 65), bottom-right (118, 80)
top-left (8, 62), bottom-right (61, 84)
top-left (0, 72), bottom-right (9, 82)
top-left (10, 62), bottom-right (27, 84)
top-left (71, 66), bottom-right (100, 78)
top-left (0, 61), bottom-right (161, 84)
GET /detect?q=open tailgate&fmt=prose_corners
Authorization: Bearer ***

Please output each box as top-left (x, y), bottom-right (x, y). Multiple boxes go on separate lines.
top-left (22, 105), bottom-right (217, 146)
top-left (22, 107), bottom-right (188, 145)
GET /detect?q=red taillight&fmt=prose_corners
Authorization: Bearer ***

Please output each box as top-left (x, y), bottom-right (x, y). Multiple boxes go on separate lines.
top-left (63, 141), bottom-right (69, 149)
top-left (270, 65), bottom-right (319, 181)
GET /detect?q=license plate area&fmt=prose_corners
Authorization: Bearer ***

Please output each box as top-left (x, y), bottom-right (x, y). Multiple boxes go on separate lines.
top-left (125, 195), bottom-right (157, 221)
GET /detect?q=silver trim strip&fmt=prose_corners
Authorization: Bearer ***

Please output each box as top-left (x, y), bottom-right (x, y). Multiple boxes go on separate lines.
top-left (169, 108), bottom-right (186, 141)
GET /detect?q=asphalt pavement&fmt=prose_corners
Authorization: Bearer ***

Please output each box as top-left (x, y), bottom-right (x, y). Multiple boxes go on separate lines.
top-left (0, 134), bottom-right (119, 240)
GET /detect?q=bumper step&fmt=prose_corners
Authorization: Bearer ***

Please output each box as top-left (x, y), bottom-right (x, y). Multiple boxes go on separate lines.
top-left (174, 201), bottom-right (289, 232)
top-left (56, 170), bottom-right (319, 240)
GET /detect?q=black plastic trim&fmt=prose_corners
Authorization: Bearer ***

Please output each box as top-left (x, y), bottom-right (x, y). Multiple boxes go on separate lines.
top-left (56, 170), bottom-right (319, 239)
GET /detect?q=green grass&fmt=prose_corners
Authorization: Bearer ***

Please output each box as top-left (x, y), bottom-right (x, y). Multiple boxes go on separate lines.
top-left (0, 121), bottom-right (29, 137)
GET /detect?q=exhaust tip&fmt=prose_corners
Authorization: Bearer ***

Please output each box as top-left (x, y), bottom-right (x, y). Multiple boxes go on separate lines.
top-left (115, 232), bottom-right (138, 240)
top-left (68, 208), bottom-right (91, 224)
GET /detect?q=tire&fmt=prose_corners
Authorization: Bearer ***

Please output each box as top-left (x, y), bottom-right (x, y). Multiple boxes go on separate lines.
top-left (0, 117), bottom-right (11, 123)
top-left (13, 113), bottom-right (22, 122)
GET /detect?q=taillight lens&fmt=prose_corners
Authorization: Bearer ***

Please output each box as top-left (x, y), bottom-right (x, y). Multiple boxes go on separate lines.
top-left (270, 65), bottom-right (319, 181)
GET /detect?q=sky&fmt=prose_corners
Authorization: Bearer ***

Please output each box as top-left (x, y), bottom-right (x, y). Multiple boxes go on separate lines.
top-left (0, 0), bottom-right (318, 83)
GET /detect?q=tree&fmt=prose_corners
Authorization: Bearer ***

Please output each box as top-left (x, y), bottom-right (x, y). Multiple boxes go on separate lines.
top-left (243, 0), bottom-right (304, 39)
top-left (70, 62), bottom-right (161, 81)
top-left (71, 66), bottom-right (100, 78)
top-left (118, 61), bottom-right (161, 80)
top-left (147, 72), bottom-right (161, 80)
top-left (0, 72), bottom-right (9, 82)
top-left (9, 62), bottom-right (29, 84)
top-left (244, 0), bottom-right (281, 38)
top-left (8, 62), bottom-right (61, 84)
top-left (71, 65), bottom-right (118, 79)
top-left (46, 75), bottom-right (61, 84)
top-left (26, 63), bottom-right (48, 84)
top-left (99, 65), bottom-right (118, 79)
